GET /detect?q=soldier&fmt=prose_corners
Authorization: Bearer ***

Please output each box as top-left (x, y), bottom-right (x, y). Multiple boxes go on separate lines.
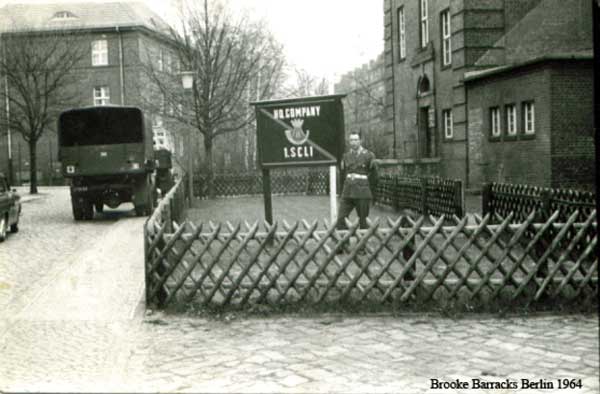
top-left (336, 132), bottom-right (378, 252)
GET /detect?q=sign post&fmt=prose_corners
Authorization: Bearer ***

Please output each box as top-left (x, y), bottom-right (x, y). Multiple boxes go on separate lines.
top-left (252, 94), bottom-right (346, 225)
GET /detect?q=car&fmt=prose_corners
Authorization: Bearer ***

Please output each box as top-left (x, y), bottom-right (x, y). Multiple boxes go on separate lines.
top-left (0, 173), bottom-right (21, 242)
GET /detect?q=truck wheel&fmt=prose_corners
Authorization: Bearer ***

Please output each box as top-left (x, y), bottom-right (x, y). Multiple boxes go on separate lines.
top-left (94, 203), bottom-right (104, 213)
top-left (0, 216), bottom-right (7, 242)
top-left (83, 202), bottom-right (94, 220)
top-left (10, 221), bottom-right (18, 233)
top-left (134, 204), bottom-right (146, 217)
top-left (72, 201), bottom-right (84, 221)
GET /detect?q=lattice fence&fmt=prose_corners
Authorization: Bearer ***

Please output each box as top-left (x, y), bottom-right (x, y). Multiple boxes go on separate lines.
top-left (194, 169), bottom-right (329, 198)
top-left (145, 203), bottom-right (597, 310)
top-left (483, 183), bottom-right (595, 223)
top-left (374, 176), bottom-right (463, 217)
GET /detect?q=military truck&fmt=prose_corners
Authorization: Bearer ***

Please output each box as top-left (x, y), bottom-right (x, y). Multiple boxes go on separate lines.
top-left (58, 106), bottom-right (156, 220)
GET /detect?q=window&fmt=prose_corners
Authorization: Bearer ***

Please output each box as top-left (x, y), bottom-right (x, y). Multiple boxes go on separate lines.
top-left (52, 11), bottom-right (76, 19)
top-left (91, 40), bottom-right (108, 66)
top-left (505, 104), bottom-right (517, 136)
top-left (420, 0), bottom-right (429, 48)
top-left (490, 107), bottom-right (501, 138)
top-left (164, 52), bottom-right (172, 73)
top-left (441, 9), bottom-right (451, 66)
top-left (397, 7), bottom-right (406, 59)
top-left (93, 86), bottom-right (110, 105)
top-left (443, 109), bottom-right (453, 139)
top-left (523, 102), bottom-right (535, 135)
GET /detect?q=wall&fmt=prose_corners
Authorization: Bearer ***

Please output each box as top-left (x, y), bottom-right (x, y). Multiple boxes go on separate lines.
top-left (466, 63), bottom-right (552, 189)
top-left (549, 60), bottom-right (595, 190)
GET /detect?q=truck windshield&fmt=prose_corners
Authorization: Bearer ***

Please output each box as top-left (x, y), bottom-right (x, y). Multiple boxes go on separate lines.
top-left (59, 107), bottom-right (144, 146)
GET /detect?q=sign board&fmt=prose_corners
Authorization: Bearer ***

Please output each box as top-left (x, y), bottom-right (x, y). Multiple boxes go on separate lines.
top-left (251, 94), bottom-right (346, 168)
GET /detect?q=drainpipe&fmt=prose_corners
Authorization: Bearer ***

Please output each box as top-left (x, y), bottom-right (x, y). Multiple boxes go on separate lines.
top-left (388, 0), bottom-right (397, 159)
top-left (116, 26), bottom-right (125, 105)
top-left (2, 37), bottom-right (12, 186)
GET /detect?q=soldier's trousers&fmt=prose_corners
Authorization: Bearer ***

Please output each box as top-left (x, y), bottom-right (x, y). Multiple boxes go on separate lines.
top-left (336, 198), bottom-right (370, 229)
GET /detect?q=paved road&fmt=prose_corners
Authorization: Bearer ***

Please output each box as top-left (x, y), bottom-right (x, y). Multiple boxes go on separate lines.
top-left (0, 187), bottom-right (597, 393)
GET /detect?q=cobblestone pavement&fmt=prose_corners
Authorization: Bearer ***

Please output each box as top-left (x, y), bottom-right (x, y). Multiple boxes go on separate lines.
top-left (0, 188), bottom-right (598, 393)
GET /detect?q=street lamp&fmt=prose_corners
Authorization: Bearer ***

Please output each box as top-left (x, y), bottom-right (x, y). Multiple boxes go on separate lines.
top-left (180, 71), bottom-right (195, 204)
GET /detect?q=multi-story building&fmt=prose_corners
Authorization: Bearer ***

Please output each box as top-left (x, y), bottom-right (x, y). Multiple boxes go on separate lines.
top-left (384, 0), bottom-right (594, 190)
top-left (0, 1), bottom-right (186, 185)
top-left (335, 53), bottom-right (389, 158)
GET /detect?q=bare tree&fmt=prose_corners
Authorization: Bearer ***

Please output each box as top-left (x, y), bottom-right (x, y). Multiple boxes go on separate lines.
top-left (140, 0), bottom-right (285, 197)
top-left (281, 67), bottom-right (329, 98)
top-left (0, 30), bottom-right (87, 193)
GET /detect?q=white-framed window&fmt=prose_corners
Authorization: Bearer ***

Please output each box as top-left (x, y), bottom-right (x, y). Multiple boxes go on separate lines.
top-left (523, 101), bottom-right (535, 135)
top-left (506, 104), bottom-right (517, 136)
top-left (491, 107), bottom-right (501, 137)
top-left (93, 86), bottom-right (110, 105)
top-left (420, 0), bottom-right (429, 48)
top-left (398, 7), bottom-right (406, 59)
top-left (164, 52), bottom-right (172, 73)
top-left (91, 39), bottom-right (108, 66)
top-left (158, 50), bottom-right (164, 72)
top-left (441, 9), bottom-right (451, 66)
top-left (443, 109), bottom-right (453, 139)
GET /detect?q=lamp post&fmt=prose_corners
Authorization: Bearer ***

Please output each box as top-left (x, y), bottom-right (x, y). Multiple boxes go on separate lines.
top-left (180, 71), bottom-right (195, 203)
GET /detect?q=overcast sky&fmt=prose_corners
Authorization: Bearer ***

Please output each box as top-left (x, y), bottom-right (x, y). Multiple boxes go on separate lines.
top-left (0, 0), bottom-right (384, 83)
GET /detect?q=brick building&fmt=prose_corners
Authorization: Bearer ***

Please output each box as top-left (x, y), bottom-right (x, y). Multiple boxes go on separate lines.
top-left (334, 54), bottom-right (389, 158)
top-left (0, 1), bottom-right (186, 185)
top-left (384, 0), bottom-right (595, 190)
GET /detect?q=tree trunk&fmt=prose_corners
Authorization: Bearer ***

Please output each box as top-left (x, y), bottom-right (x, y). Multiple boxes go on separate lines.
top-left (204, 136), bottom-right (214, 198)
top-left (28, 139), bottom-right (38, 194)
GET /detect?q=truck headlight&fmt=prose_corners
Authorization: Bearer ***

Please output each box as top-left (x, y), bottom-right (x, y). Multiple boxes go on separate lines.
top-left (131, 163), bottom-right (140, 169)
top-left (66, 165), bottom-right (76, 174)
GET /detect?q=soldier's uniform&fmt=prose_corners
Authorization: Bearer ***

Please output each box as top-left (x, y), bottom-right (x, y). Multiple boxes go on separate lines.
top-left (336, 146), bottom-right (377, 230)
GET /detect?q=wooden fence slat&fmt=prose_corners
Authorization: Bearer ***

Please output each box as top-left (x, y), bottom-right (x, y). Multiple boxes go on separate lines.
top-left (534, 211), bottom-right (597, 300)
top-left (295, 225), bottom-right (360, 304)
top-left (387, 216), bottom-right (445, 302)
top-left (453, 213), bottom-right (514, 300)
top-left (203, 223), bottom-right (260, 305)
top-left (359, 216), bottom-right (426, 302)
top-left (468, 210), bottom-right (536, 299)
top-left (552, 237), bottom-right (597, 298)
top-left (255, 221), bottom-right (320, 304)
top-left (488, 210), bottom-right (561, 301)
top-left (164, 223), bottom-right (223, 305)
top-left (316, 219), bottom-right (381, 303)
top-left (422, 216), bottom-right (470, 301)
top-left (401, 216), bottom-right (466, 302)
top-left (511, 210), bottom-right (581, 301)
top-left (239, 222), bottom-right (300, 305)
top-left (184, 223), bottom-right (241, 304)
top-left (148, 222), bottom-right (204, 302)
top-left (222, 223), bottom-right (279, 305)
top-left (340, 218), bottom-right (406, 301)
top-left (148, 222), bottom-right (188, 278)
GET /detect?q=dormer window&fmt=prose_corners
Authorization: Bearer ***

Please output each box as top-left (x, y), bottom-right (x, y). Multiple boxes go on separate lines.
top-left (52, 11), bottom-right (77, 20)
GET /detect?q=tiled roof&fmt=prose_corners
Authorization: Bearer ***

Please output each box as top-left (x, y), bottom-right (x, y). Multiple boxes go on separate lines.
top-left (465, 50), bottom-right (593, 82)
top-left (0, 1), bottom-right (172, 33)
top-left (475, 0), bottom-right (592, 67)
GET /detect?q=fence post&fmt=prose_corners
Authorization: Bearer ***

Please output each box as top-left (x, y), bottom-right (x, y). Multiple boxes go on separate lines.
top-left (539, 189), bottom-right (552, 221)
top-left (482, 183), bottom-right (493, 217)
top-left (455, 180), bottom-right (464, 217)
top-left (421, 177), bottom-right (429, 216)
